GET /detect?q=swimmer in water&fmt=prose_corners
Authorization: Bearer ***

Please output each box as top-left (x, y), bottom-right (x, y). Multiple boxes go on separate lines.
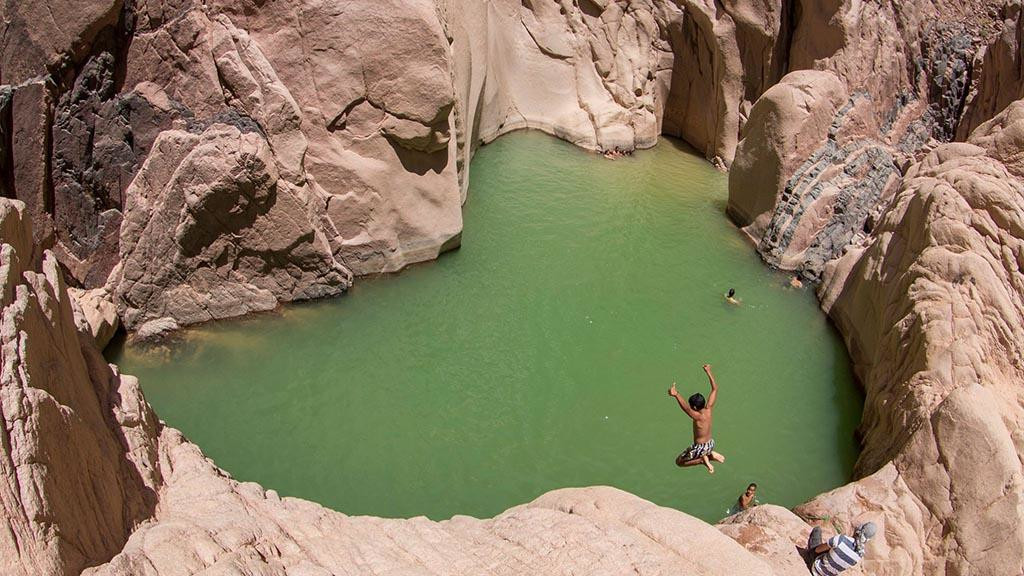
top-left (790, 276), bottom-right (804, 289)
top-left (725, 288), bottom-right (740, 305)
top-left (737, 483), bottom-right (759, 511)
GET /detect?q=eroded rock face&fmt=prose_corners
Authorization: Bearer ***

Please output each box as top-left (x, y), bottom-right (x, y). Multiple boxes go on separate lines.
top-left (0, 199), bottom-right (160, 576)
top-left (440, 0), bottom-right (683, 183)
top-left (4, 0), bottom-right (466, 321)
top-left (68, 286), bottom-right (120, 348)
top-left (113, 125), bottom-right (349, 331)
top-left (727, 0), bottom-right (1002, 279)
top-left (811, 104), bottom-right (1024, 575)
top-left (4, 0), bottom-right (1024, 575)
top-left (4, 196), bottom-right (801, 575)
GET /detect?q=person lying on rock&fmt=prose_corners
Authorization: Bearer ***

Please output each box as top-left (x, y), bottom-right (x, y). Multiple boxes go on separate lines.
top-left (805, 521), bottom-right (876, 576)
top-left (668, 364), bottom-right (726, 473)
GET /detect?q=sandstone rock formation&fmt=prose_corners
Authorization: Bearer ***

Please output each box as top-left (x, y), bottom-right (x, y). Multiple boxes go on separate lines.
top-left (728, 0), bottom-right (1004, 279)
top-left (0, 0), bottom-right (798, 330)
top-left (3, 0), bottom-right (466, 330)
top-left (0, 199), bottom-right (159, 575)
top-left (112, 124), bottom-right (348, 331)
top-left (807, 106), bottom-right (1024, 575)
top-left (4, 0), bottom-right (1024, 575)
top-left (4, 195), bottom-right (814, 576)
top-left (68, 286), bottom-right (120, 348)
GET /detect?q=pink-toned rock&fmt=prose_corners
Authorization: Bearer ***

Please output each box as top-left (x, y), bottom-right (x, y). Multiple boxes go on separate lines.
top-left (718, 505), bottom-right (818, 576)
top-left (728, 70), bottom-right (847, 235)
top-left (1, 198), bottom-right (157, 576)
top-left (68, 287), bottom-right (120, 348)
top-left (816, 105), bottom-right (1024, 574)
top-left (10, 81), bottom-right (54, 247)
top-left (441, 0), bottom-right (685, 157)
top-left (958, 4), bottom-right (1024, 139)
top-left (662, 0), bottom-right (787, 166)
top-left (0, 0), bottom-right (122, 85)
top-left (114, 125), bottom-right (350, 331)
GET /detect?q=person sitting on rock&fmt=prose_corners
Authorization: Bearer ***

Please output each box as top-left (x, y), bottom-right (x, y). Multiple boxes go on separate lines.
top-left (725, 288), bottom-right (740, 305)
top-left (668, 364), bottom-right (726, 473)
top-left (805, 522), bottom-right (876, 575)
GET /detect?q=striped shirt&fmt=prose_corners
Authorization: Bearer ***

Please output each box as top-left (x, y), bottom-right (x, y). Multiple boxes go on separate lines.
top-left (812, 535), bottom-right (862, 575)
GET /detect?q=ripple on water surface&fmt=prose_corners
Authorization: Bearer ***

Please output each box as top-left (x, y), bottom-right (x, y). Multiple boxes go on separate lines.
top-left (109, 131), bottom-right (863, 522)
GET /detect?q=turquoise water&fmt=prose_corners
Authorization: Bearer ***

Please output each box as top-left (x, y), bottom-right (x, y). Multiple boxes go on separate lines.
top-left (109, 131), bottom-right (862, 522)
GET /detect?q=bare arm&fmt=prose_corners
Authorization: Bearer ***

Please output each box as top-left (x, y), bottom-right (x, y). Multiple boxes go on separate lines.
top-left (704, 364), bottom-right (718, 407)
top-left (813, 542), bottom-right (831, 555)
top-left (668, 383), bottom-right (698, 419)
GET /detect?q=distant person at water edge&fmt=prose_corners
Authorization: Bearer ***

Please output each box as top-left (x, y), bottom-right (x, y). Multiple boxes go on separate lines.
top-left (805, 522), bottom-right (876, 575)
top-left (737, 483), bottom-right (759, 511)
top-left (725, 288), bottom-right (740, 305)
top-left (668, 364), bottom-right (726, 473)
top-left (725, 482), bottom-right (759, 516)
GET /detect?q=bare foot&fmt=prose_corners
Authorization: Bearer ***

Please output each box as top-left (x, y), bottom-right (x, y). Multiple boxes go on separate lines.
top-left (710, 451), bottom-right (726, 463)
top-left (702, 455), bottom-right (714, 474)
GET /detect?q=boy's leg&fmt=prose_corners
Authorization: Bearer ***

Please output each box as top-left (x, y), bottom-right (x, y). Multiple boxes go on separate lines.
top-left (710, 451), bottom-right (726, 463)
top-left (678, 457), bottom-right (705, 467)
top-left (701, 455), bottom-right (714, 474)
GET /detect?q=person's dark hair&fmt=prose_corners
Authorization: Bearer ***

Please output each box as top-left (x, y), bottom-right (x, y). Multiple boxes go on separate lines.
top-left (727, 288), bottom-right (736, 298)
top-left (748, 483), bottom-right (758, 490)
top-left (688, 392), bottom-right (706, 411)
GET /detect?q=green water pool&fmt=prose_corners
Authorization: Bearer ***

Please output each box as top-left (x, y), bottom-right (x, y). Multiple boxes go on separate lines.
top-left (109, 131), bottom-right (862, 522)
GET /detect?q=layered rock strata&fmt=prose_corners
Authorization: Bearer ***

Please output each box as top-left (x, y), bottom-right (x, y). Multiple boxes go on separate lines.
top-left (728, 0), bottom-right (1005, 279)
top-left (802, 103), bottom-right (1024, 576)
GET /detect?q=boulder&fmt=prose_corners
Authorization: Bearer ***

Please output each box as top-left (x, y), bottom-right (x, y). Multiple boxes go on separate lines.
top-left (68, 287), bottom-right (120, 348)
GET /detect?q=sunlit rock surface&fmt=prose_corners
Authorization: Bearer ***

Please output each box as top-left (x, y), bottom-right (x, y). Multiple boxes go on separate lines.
top-left (2, 0), bottom-right (1024, 574)
top-left (811, 103), bottom-right (1024, 576)
top-left (5, 198), bottom-right (796, 574)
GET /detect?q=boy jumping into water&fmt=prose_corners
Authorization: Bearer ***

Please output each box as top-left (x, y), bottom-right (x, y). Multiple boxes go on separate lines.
top-left (668, 364), bottom-right (726, 473)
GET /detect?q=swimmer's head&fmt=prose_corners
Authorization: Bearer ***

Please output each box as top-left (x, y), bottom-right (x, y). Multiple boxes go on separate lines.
top-left (688, 392), bottom-right (706, 411)
top-left (727, 288), bottom-right (736, 298)
top-left (747, 483), bottom-right (757, 493)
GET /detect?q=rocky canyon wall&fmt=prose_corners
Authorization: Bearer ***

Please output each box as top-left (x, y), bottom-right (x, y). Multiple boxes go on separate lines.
top-left (2, 0), bottom-right (465, 335)
top-left (725, 2), bottom-right (1024, 574)
top-left (797, 103), bottom-right (1024, 576)
top-left (3, 193), bottom-right (817, 576)
top-left (728, 0), bottom-right (1008, 279)
top-left (4, 0), bottom-right (1024, 575)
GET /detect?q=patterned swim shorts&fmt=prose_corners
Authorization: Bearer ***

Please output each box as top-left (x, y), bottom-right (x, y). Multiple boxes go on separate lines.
top-left (679, 438), bottom-right (715, 461)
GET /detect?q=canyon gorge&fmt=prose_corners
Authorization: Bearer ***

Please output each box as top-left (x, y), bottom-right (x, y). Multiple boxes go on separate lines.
top-left (2, 0), bottom-right (1024, 574)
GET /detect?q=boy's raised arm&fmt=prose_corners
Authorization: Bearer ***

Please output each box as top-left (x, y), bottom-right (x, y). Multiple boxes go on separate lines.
top-left (668, 383), bottom-right (697, 419)
top-left (704, 364), bottom-right (718, 407)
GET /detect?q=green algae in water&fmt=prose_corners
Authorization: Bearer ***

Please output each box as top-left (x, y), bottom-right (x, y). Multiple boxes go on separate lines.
top-left (109, 132), bottom-right (862, 522)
